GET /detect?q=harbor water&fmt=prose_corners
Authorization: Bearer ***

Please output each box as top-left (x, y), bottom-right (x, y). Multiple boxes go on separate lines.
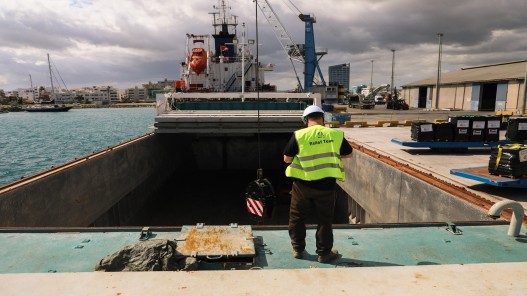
top-left (0, 107), bottom-right (155, 186)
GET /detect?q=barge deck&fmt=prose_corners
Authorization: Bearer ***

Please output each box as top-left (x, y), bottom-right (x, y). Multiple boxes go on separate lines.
top-left (0, 222), bottom-right (526, 294)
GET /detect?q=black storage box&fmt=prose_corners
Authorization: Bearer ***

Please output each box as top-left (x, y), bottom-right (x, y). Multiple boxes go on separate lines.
top-left (485, 116), bottom-right (501, 142)
top-left (448, 116), bottom-right (470, 142)
top-left (433, 122), bottom-right (453, 142)
top-left (505, 117), bottom-right (527, 142)
top-left (411, 122), bottom-right (434, 142)
top-left (469, 116), bottom-right (487, 142)
top-left (488, 144), bottom-right (527, 177)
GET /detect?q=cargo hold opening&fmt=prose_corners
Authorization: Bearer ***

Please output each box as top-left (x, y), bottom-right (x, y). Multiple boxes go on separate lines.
top-left (93, 133), bottom-right (349, 227)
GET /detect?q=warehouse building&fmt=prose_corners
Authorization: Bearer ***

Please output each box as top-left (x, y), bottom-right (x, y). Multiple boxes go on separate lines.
top-left (401, 60), bottom-right (527, 114)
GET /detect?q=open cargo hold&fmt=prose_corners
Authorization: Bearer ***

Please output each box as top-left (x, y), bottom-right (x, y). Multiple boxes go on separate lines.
top-left (0, 133), bottom-right (349, 228)
top-left (93, 133), bottom-right (295, 227)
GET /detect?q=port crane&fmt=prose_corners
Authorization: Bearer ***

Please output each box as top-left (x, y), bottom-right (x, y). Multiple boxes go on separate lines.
top-left (255, 0), bottom-right (326, 92)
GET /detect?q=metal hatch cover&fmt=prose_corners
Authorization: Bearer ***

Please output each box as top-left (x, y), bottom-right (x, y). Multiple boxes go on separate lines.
top-left (176, 224), bottom-right (255, 258)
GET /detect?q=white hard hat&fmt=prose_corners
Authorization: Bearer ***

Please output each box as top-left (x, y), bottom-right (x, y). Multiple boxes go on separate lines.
top-left (302, 105), bottom-right (324, 118)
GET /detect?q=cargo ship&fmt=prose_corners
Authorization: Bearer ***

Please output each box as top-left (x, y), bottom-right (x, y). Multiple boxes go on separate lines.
top-left (178, 0), bottom-right (273, 93)
top-left (0, 1), bottom-right (525, 294)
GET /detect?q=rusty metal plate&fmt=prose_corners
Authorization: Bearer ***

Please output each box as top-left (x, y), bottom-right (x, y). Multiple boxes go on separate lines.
top-left (176, 225), bottom-right (255, 257)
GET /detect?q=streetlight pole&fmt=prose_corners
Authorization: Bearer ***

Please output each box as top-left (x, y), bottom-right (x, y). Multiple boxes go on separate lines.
top-left (435, 33), bottom-right (443, 110)
top-left (370, 59), bottom-right (374, 95)
top-left (241, 23), bottom-right (246, 95)
top-left (390, 49), bottom-right (395, 95)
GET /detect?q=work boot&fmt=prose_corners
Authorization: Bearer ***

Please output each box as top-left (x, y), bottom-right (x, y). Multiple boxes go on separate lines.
top-left (317, 249), bottom-right (339, 263)
top-left (292, 249), bottom-right (304, 259)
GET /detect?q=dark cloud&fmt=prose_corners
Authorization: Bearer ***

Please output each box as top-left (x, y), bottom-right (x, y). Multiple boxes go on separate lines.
top-left (1, 0), bottom-right (527, 91)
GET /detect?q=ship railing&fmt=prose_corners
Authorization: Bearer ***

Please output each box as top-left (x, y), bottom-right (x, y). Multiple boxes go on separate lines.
top-left (155, 92), bottom-right (322, 115)
top-left (210, 56), bottom-right (252, 64)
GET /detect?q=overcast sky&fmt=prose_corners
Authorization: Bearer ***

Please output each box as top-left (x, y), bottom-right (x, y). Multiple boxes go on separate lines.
top-left (1, 0), bottom-right (527, 92)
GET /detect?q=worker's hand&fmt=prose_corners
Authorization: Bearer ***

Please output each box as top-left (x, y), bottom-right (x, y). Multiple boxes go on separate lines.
top-left (284, 155), bottom-right (294, 163)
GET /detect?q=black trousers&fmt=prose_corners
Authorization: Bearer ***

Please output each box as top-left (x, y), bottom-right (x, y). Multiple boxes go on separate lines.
top-left (288, 180), bottom-right (335, 256)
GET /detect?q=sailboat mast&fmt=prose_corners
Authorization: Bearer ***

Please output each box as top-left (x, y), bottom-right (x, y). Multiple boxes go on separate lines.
top-left (29, 74), bottom-right (34, 101)
top-left (47, 53), bottom-right (55, 98)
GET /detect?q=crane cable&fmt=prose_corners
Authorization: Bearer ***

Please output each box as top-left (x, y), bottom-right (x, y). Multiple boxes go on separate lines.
top-left (255, 0), bottom-right (263, 179)
top-left (281, 0), bottom-right (302, 15)
top-left (288, 0), bottom-right (303, 14)
top-left (275, 0), bottom-right (303, 90)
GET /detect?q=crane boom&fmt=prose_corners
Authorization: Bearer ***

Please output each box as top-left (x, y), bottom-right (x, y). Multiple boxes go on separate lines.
top-left (255, 0), bottom-right (304, 63)
top-left (256, 0), bottom-right (326, 93)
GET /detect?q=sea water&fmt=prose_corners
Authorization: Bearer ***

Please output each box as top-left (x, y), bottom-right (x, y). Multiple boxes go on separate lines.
top-left (0, 107), bottom-right (155, 186)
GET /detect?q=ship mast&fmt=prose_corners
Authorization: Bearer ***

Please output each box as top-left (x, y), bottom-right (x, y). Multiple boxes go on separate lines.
top-left (47, 53), bottom-right (55, 99)
top-left (29, 74), bottom-right (34, 102)
top-left (211, 0), bottom-right (238, 58)
top-left (212, 0), bottom-right (238, 36)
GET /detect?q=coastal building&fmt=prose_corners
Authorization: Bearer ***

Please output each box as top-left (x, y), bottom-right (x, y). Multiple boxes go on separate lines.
top-left (126, 86), bottom-right (147, 102)
top-left (401, 60), bottom-right (527, 113)
top-left (53, 92), bottom-right (76, 104)
top-left (328, 63), bottom-right (350, 90)
top-left (75, 86), bottom-right (121, 105)
top-left (16, 87), bottom-right (39, 102)
top-left (143, 79), bottom-right (176, 101)
top-left (5, 90), bottom-right (18, 98)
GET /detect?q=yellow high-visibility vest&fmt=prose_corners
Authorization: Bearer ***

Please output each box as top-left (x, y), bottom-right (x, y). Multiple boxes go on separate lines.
top-left (286, 125), bottom-right (345, 181)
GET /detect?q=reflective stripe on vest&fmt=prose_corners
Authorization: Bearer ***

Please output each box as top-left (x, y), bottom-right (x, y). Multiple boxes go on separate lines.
top-left (285, 125), bottom-right (346, 181)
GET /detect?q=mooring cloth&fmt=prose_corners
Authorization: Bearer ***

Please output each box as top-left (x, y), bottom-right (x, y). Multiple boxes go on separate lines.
top-left (95, 239), bottom-right (198, 272)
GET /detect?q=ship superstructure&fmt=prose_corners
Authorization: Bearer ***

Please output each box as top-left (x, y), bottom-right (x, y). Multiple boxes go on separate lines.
top-left (180, 0), bottom-right (273, 92)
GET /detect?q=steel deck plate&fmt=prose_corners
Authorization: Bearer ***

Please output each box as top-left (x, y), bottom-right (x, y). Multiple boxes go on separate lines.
top-left (0, 223), bottom-right (525, 273)
top-left (176, 225), bottom-right (255, 257)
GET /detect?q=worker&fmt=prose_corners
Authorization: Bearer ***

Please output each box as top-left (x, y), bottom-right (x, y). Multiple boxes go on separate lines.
top-left (283, 105), bottom-right (353, 263)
